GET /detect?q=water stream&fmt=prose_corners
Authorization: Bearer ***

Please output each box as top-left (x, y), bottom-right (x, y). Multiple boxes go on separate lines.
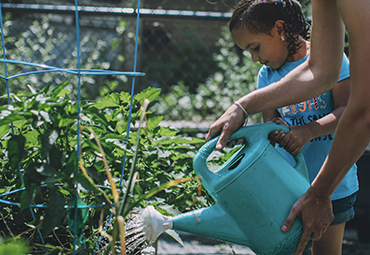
top-left (125, 212), bottom-right (151, 255)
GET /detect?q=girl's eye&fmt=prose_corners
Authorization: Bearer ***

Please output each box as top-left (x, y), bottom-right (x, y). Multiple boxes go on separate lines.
top-left (254, 46), bottom-right (260, 52)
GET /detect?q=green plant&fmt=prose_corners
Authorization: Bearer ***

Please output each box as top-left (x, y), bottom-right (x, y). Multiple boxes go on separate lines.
top-left (0, 83), bottom-right (210, 253)
top-left (0, 238), bottom-right (28, 255)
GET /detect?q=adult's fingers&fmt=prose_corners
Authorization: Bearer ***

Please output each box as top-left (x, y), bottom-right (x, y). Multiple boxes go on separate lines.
top-left (294, 229), bottom-right (312, 255)
top-left (281, 204), bottom-right (299, 233)
top-left (215, 122), bottom-right (233, 150)
top-left (205, 123), bottom-right (222, 143)
top-left (282, 206), bottom-right (310, 255)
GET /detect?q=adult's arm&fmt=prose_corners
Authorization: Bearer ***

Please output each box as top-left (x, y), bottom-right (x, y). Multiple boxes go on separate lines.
top-left (281, 0), bottom-right (370, 254)
top-left (205, 0), bottom-right (345, 150)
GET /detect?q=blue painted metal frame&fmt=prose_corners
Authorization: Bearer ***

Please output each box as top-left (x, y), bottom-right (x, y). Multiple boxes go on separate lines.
top-left (0, 0), bottom-right (144, 253)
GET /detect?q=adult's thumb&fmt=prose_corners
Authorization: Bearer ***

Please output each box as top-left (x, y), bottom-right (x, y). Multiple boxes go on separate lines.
top-left (281, 210), bottom-right (297, 232)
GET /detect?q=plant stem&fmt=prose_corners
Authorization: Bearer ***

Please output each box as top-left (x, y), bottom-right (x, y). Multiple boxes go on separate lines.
top-left (118, 99), bottom-right (149, 217)
top-left (0, 210), bottom-right (14, 238)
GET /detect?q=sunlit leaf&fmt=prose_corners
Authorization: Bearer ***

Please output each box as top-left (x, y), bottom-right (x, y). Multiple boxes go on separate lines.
top-left (51, 80), bottom-right (71, 99)
top-left (134, 87), bottom-right (161, 104)
top-left (0, 114), bottom-right (26, 127)
top-left (146, 116), bottom-right (163, 132)
top-left (90, 93), bottom-right (120, 110)
top-left (119, 91), bottom-right (131, 104)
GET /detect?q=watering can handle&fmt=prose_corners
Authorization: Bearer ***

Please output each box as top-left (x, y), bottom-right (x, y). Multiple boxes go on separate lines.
top-left (194, 122), bottom-right (309, 182)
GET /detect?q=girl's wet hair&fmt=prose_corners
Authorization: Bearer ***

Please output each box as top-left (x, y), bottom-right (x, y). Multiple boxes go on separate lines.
top-left (229, 0), bottom-right (310, 56)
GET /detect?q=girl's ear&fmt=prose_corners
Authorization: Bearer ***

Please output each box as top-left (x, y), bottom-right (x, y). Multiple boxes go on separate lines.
top-left (275, 20), bottom-right (285, 36)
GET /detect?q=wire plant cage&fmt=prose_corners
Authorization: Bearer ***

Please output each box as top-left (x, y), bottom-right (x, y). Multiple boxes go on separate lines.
top-left (0, 0), bottom-right (145, 254)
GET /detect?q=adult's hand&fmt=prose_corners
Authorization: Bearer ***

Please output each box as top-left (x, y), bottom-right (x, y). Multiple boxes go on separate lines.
top-left (281, 186), bottom-right (334, 255)
top-left (205, 103), bottom-right (245, 149)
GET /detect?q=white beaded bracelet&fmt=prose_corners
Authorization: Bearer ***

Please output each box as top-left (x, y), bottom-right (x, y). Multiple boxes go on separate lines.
top-left (233, 101), bottom-right (249, 126)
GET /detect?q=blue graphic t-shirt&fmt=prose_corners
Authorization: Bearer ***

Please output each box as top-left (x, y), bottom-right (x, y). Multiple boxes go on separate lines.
top-left (258, 53), bottom-right (358, 200)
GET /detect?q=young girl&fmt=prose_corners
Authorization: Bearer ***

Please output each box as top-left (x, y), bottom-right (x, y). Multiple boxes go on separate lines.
top-left (229, 1), bottom-right (358, 254)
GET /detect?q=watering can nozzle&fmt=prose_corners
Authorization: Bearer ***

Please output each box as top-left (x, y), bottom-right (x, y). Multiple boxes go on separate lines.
top-left (142, 206), bottom-right (173, 243)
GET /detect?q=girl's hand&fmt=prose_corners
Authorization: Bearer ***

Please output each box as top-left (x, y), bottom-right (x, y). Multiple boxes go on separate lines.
top-left (268, 118), bottom-right (313, 156)
top-left (267, 117), bottom-right (289, 147)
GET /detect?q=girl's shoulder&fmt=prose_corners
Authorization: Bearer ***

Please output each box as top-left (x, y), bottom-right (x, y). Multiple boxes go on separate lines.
top-left (258, 65), bottom-right (274, 78)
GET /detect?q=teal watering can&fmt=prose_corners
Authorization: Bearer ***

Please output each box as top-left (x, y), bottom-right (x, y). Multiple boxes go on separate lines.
top-left (142, 122), bottom-right (310, 255)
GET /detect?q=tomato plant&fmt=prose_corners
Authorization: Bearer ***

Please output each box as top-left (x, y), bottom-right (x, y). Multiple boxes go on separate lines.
top-left (0, 83), bottom-right (212, 254)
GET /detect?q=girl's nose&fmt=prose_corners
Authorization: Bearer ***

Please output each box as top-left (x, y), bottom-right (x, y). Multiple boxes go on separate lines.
top-left (251, 53), bottom-right (260, 62)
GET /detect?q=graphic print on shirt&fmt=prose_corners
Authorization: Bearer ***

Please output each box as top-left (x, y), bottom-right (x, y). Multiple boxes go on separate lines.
top-left (277, 93), bottom-right (334, 142)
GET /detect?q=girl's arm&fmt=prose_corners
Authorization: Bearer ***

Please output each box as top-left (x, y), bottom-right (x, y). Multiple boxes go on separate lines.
top-left (274, 78), bottom-right (350, 155)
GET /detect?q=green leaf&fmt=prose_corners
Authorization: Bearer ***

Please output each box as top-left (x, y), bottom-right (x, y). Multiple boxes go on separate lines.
top-left (25, 163), bottom-right (47, 183)
top-left (0, 114), bottom-right (27, 127)
top-left (155, 127), bottom-right (179, 137)
top-left (0, 125), bottom-right (10, 139)
top-left (35, 164), bottom-right (56, 176)
top-left (61, 153), bottom-right (77, 179)
top-left (8, 135), bottom-right (26, 170)
top-left (23, 129), bottom-right (39, 145)
top-left (76, 174), bottom-right (98, 192)
top-left (42, 191), bottom-right (65, 236)
top-left (85, 166), bottom-right (105, 184)
top-left (90, 93), bottom-right (120, 110)
top-left (134, 87), bottom-right (161, 104)
top-left (20, 183), bottom-right (40, 211)
top-left (51, 80), bottom-right (71, 99)
top-left (146, 116), bottom-right (163, 132)
top-left (41, 130), bottom-right (59, 158)
top-left (119, 91), bottom-right (131, 104)
top-left (57, 117), bottom-right (76, 128)
top-left (40, 82), bottom-right (51, 94)
top-left (49, 146), bottom-right (62, 170)
top-left (0, 240), bottom-right (29, 254)
top-left (171, 136), bottom-right (204, 144)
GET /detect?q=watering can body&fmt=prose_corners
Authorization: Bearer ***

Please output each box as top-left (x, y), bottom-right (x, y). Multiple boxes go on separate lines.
top-left (172, 122), bottom-right (310, 255)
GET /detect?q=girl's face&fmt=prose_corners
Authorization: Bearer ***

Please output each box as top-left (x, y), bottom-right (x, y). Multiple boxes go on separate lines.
top-left (231, 23), bottom-right (291, 69)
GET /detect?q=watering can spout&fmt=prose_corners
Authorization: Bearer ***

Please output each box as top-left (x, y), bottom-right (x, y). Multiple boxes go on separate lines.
top-left (142, 206), bottom-right (173, 243)
top-left (142, 205), bottom-right (245, 245)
